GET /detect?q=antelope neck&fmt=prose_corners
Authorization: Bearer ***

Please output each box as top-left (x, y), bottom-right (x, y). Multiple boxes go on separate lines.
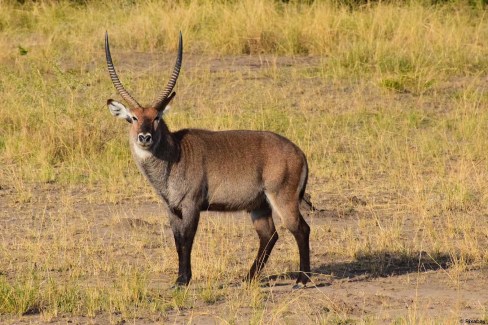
top-left (132, 130), bottom-right (180, 201)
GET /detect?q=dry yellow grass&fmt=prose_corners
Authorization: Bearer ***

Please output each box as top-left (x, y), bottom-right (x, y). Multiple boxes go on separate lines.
top-left (1, 0), bottom-right (488, 323)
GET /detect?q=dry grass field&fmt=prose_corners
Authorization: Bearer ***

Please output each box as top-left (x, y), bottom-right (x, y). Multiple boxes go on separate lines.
top-left (1, 0), bottom-right (488, 323)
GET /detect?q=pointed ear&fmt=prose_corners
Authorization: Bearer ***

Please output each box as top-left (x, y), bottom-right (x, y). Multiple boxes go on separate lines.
top-left (107, 99), bottom-right (132, 123)
top-left (155, 92), bottom-right (176, 114)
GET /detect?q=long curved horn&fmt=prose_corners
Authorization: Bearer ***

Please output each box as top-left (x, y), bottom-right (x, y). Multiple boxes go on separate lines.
top-left (105, 32), bottom-right (142, 108)
top-left (152, 32), bottom-right (183, 108)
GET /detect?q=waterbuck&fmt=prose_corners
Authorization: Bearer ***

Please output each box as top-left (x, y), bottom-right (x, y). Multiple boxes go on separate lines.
top-left (104, 32), bottom-right (311, 288)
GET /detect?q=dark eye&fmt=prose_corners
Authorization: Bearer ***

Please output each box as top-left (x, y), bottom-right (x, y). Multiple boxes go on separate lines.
top-left (132, 116), bottom-right (138, 122)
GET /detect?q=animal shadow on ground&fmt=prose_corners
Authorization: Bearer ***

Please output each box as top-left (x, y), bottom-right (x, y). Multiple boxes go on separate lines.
top-left (261, 251), bottom-right (452, 288)
top-left (313, 250), bottom-right (453, 281)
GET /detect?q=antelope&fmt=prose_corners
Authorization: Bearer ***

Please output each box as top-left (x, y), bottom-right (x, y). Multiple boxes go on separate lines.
top-left (104, 32), bottom-right (311, 288)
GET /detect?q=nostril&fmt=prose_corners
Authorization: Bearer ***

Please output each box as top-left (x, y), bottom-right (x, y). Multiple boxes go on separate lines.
top-left (138, 134), bottom-right (152, 144)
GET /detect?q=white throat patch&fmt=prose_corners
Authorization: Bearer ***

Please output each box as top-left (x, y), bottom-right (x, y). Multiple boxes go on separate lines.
top-left (132, 143), bottom-right (153, 160)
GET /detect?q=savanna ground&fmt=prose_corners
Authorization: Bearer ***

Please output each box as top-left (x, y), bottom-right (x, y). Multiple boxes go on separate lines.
top-left (1, 0), bottom-right (488, 323)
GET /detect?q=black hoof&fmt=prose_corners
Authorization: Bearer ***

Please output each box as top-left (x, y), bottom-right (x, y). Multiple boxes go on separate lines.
top-left (171, 279), bottom-right (189, 290)
top-left (295, 272), bottom-right (311, 286)
top-left (170, 283), bottom-right (185, 290)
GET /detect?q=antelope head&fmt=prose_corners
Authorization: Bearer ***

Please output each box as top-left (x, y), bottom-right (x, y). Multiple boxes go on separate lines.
top-left (105, 32), bottom-right (182, 151)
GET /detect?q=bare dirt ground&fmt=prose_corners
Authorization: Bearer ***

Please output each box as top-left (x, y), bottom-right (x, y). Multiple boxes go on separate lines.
top-left (1, 182), bottom-right (487, 324)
